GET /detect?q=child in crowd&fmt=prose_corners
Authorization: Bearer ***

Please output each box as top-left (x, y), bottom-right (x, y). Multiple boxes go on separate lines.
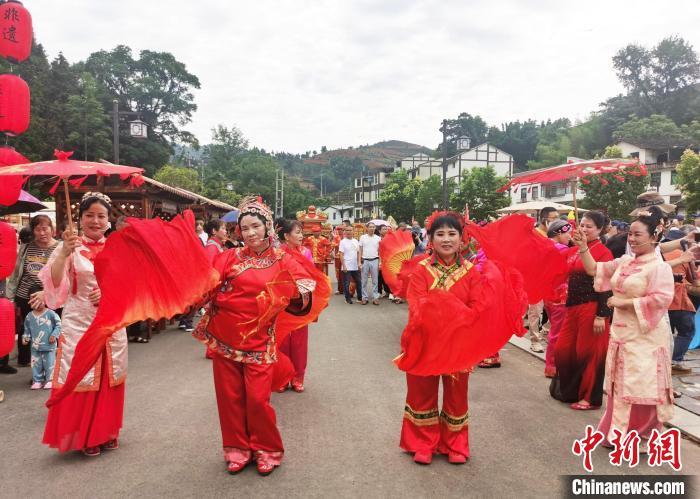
top-left (22, 286), bottom-right (61, 390)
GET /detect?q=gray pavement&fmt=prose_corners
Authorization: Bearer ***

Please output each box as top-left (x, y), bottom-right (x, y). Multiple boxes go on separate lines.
top-left (1, 292), bottom-right (699, 498)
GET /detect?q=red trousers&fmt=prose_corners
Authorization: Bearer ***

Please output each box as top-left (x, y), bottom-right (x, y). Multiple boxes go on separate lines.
top-left (278, 326), bottom-right (308, 380)
top-left (544, 302), bottom-right (567, 372)
top-left (400, 372), bottom-right (469, 458)
top-left (212, 355), bottom-right (283, 463)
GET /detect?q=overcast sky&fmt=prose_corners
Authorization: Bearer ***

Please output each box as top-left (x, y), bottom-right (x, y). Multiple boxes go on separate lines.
top-left (31, 0), bottom-right (700, 153)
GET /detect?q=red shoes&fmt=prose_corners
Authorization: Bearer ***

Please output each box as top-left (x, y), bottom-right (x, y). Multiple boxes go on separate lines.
top-left (413, 451), bottom-right (432, 465)
top-left (413, 451), bottom-right (468, 465)
top-left (291, 377), bottom-right (304, 393)
top-left (570, 402), bottom-right (600, 411)
top-left (82, 446), bottom-right (101, 457)
top-left (256, 460), bottom-right (276, 476)
top-left (227, 459), bottom-right (249, 474)
top-left (478, 355), bottom-right (501, 368)
top-left (102, 439), bottom-right (119, 451)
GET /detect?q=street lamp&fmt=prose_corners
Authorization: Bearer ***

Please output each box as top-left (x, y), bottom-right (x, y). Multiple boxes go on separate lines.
top-left (111, 99), bottom-right (148, 164)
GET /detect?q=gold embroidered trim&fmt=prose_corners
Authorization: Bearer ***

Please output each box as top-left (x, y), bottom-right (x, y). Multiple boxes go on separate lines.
top-left (404, 404), bottom-right (439, 426)
top-left (440, 411), bottom-right (469, 431)
top-left (420, 259), bottom-right (473, 291)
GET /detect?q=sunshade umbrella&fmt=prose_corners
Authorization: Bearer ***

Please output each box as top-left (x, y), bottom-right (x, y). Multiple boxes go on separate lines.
top-left (0, 190), bottom-right (47, 216)
top-left (497, 159), bottom-right (645, 220)
top-left (0, 150), bottom-right (144, 231)
top-left (221, 209), bottom-right (239, 223)
top-left (496, 201), bottom-right (588, 214)
top-left (368, 219), bottom-right (389, 227)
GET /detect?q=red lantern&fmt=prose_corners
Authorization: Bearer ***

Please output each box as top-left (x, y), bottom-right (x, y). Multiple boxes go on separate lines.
top-left (0, 1), bottom-right (32, 63)
top-left (0, 221), bottom-right (17, 279)
top-left (0, 297), bottom-right (15, 357)
top-left (0, 74), bottom-right (30, 135)
top-left (0, 145), bottom-right (27, 165)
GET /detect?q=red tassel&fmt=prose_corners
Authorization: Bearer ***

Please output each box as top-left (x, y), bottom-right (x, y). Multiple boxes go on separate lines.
top-left (48, 177), bottom-right (62, 195)
top-left (600, 178), bottom-right (609, 186)
top-left (119, 173), bottom-right (130, 181)
top-left (69, 175), bottom-right (89, 188)
top-left (53, 150), bottom-right (73, 161)
top-left (129, 174), bottom-right (144, 188)
top-left (581, 178), bottom-right (590, 185)
top-left (612, 175), bottom-right (625, 182)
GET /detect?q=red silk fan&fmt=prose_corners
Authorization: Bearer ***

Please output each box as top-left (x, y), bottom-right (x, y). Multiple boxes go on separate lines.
top-left (0, 297), bottom-right (14, 357)
top-left (379, 230), bottom-right (415, 293)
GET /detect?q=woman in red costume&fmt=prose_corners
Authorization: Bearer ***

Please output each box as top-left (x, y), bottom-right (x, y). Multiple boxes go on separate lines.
top-left (193, 197), bottom-right (326, 476)
top-left (399, 212), bottom-right (484, 465)
top-left (39, 192), bottom-right (126, 457)
top-left (275, 217), bottom-right (313, 393)
top-left (550, 210), bottom-right (613, 410)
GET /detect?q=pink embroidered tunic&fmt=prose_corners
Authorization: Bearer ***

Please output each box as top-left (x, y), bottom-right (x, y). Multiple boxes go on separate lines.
top-left (39, 239), bottom-right (128, 390)
top-left (594, 252), bottom-right (674, 439)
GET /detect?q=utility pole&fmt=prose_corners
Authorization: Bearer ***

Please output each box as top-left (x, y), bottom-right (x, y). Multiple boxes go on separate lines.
top-left (275, 169), bottom-right (285, 218)
top-left (320, 173), bottom-right (324, 197)
top-left (440, 119), bottom-right (448, 210)
top-left (112, 99), bottom-right (119, 164)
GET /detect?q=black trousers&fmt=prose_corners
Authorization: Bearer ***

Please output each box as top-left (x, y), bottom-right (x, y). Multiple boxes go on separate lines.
top-left (343, 270), bottom-right (362, 302)
top-left (378, 270), bottom-right (392, 296)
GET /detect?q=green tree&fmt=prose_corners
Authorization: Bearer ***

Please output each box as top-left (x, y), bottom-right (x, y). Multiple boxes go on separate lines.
top-left (64, 73), bottom-right (112, 161)
top-left (612, 36), bottom-right (700, 122)
top-left (677, 149), bottom-right (700, 213)
top-left (436, 113), bottom-right (489, 157)
top-left (153, 165), bottom-right (201, 192)
top-left (526, 119), bottom-right (573, 170)
top-left (487, 120), bottom-right (540, 172)
top-left (612, 114), bottom-right (687, 145)
top-left (601, 145), bottom-right (624, 158)
top-left (450, 166), bottom-right (510, 221)
top-left (83, 45), bottom-right (201, 173)
top-left (579, 170), bottom-right (649, 221)
top-left (415, 175), bottom-right (445, 223)
top-left (378, 169), bottom-right (420, 223)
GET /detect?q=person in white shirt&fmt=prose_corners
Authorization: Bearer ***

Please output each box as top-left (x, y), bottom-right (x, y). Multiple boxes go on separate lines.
top-left (359, 222), bottom-right (382, 305)
top-left (338, 226), bottom-right (362, 304)
top-left (195, 219), bottom-right (208, 246)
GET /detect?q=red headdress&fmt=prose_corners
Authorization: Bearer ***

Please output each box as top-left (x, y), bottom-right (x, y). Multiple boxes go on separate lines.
top-left (236, 195), bottom-right (273, 238)
top-left (424, 210), bottom-right (464, 233)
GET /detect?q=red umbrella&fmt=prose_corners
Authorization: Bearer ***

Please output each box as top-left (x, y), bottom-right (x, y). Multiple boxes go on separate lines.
top-left (0, 150), bottom-right (144, 230)
top-left (497, 158), bottom-right (646, 219)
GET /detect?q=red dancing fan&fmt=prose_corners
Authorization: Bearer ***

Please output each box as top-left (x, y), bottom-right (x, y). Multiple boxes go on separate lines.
top-left (379, 230), bottom-right (415, 295)
top-left (47, 210), bottom-right (220, 407)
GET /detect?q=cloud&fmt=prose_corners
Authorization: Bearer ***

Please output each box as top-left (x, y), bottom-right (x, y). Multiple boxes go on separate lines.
top-left (28, 0), bottom-right (700, 152)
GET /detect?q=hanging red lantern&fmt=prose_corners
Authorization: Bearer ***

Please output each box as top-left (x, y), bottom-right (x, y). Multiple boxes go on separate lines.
top-left (0, 297), bottom-right (15, 357)
top-left (0, 74), bottom-right (30, 134)
top-left (0, 220), bottom-right (17, 279)
top-left (0, 145), bottom-right (27, 165)
top-left (0, 1), bottom-right (32, 63)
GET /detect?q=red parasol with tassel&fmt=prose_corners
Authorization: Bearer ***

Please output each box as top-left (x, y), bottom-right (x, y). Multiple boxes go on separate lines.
top-left (497, 158), bottom-right (646, 221)
top-left (0, 150), bottom-right (144, 231)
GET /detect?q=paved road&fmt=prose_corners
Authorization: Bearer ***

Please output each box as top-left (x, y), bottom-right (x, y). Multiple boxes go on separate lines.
top-left (1, 292), bottom-right (698, 498)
